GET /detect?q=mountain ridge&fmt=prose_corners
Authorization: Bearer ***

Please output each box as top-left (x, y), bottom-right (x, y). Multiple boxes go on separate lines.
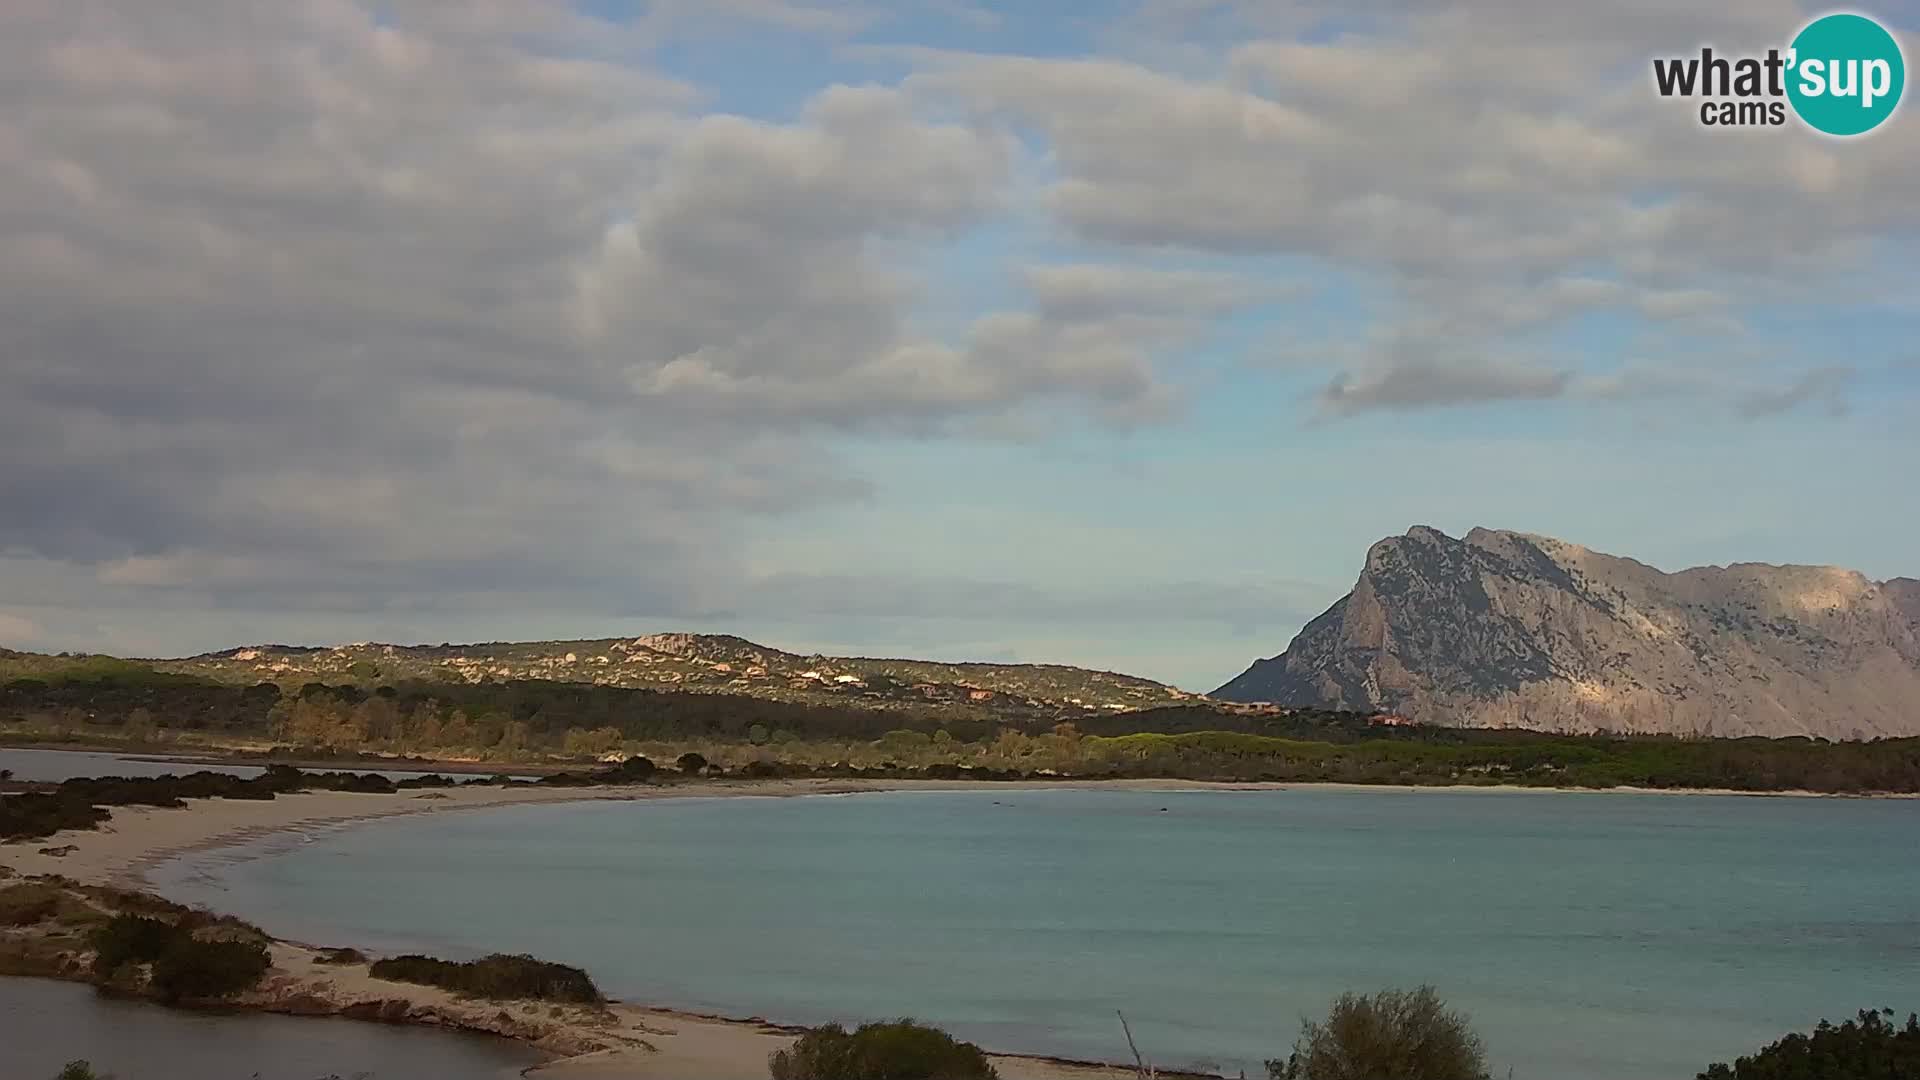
top-left (1214, 526), bottom-right (1920, 739)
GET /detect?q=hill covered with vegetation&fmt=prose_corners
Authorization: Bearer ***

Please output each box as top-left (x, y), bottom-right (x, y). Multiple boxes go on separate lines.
top-left (3, 651), bottom-right (1918, 795)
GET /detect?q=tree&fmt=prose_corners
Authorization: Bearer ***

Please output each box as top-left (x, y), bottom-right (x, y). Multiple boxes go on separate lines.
top-left (1268, 987), bottom-right (1491, 1080)
top-left (1698, 1008), bottom-right (1920, 1079)
top-left (769, 1019), bottom-right (999, 1080)
top-left (677, 752), bottom-right (709, 774)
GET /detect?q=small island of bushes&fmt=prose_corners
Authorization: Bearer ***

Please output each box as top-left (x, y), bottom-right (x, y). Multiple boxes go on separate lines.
top-left (368, 951), bottom-right (601, 1004)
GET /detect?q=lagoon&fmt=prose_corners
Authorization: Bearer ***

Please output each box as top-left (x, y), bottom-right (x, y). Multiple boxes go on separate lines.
top-left (0, 976), bottom-right (543, 1080)
top-left (152, 786), bottom-right (1920, 1079)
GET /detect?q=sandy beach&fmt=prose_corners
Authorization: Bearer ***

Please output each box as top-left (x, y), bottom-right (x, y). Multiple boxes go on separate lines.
top-left (2, 777), bottom-right (1235, 1079)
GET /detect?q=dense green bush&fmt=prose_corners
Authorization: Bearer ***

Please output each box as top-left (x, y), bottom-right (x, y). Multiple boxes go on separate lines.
top-left (768, 1019), bottom-right (999, 1080)
top-left (90, 914), bottom-right (177, 976)
top-left (368, 952), bottom-right (601, 1003)
top-left (88, 912), bottom-right (270, 1001)
top-left (1268, 986), bottom-right (1490, 1080)
top-left (1699, 1008), bottom-right (1920, 1079)
top-left (149, 936), bottom-right (271, 1002)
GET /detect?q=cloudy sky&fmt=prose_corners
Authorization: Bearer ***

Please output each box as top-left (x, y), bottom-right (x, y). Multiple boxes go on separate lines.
top-left (2, 1), bottom-right (1916, 690)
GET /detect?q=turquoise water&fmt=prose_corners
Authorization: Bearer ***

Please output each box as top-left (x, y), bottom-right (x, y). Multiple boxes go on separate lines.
top-left (152, 787), bottom-right (1920, 1079)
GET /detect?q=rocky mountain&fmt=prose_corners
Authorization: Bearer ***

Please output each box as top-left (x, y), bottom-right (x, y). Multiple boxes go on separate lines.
top-left (1214, 527), bottom-right (1920, 739)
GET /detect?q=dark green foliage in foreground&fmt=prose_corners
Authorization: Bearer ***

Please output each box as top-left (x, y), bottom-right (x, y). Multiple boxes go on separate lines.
top-left (89, 913), bottom-right (271, 1002)
top-left (1268, 986), bottom-right (1490, 1080)
top-left (150, 936), bottom-right (271, 1002)
top-left (55, 1062), bottom-right (108, 1080)
top-left (90, 914), bottom-right (177, 976)
top-left (1698, 1008), bottom-right (1920, 1079)
top-left (369, 952), bottom-right (601, 1003)
top-left (769, 1019), bottom-right (1000, 1080)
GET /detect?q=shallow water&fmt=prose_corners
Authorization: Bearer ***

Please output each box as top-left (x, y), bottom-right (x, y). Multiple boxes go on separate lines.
top-left (0, 976), bottom-right (543, 1080)
top-left (153, 786), bottom-right (1920, 1079)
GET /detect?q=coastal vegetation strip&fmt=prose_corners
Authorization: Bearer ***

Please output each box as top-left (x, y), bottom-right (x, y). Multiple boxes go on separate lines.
top-left (6, 657), bottom-right (1912, 797)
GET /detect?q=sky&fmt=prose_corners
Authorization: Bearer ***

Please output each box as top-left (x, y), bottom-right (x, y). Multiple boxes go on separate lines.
top-left (1, 0), bottom-right (1916, 691)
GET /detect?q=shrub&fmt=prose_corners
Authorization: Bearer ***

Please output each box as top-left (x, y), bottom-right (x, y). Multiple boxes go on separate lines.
top-left (56, 1062), bottom-right (107, 1080)
top-left (0, 883), bottom-right (64, 926)
top-left (369, 952), bottom-right (601, 1003)
top-left (149, 936), bottom-right (271, 1002)
top-left (1268, 986), bottom-right (1490, 1080)
top-left (610, 754), bottom-right (657, 780)
top-left (88, 912), bottom-right (270, 1001)
top-left (768, 1019), bottom-right (1000, 1080)
top-left (676, 752), bottom-right (709, 775)
top-left (90, 915), bottom-right (177, 976)
top-left (1698, 1008), bottom-right (1920, 1079)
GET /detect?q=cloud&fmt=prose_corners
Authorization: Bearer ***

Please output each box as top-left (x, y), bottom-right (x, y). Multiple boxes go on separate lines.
top-left (0, 0), bottom-right (1913, 680)
top-left (0, 611), bottom-right (43, 645)
top-left (0, 2), bottom-right (1178, 620)
top-left (907, 3), bottom-right (1920, 413)
top-left (1319, 362), bottom-right (1572, 414)
top-left (1022, 264), bottom-right (1281, 319)
top-left (1736, 366), bottom-right (1854, 419)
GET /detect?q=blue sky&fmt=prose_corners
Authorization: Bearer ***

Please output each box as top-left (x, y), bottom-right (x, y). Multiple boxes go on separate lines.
top-left (0, 1), bottom-right (1915, 689)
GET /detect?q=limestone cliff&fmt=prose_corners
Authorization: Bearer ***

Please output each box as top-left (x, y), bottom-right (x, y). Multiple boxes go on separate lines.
top-left (1213, 527), bottom-right (1920, 739)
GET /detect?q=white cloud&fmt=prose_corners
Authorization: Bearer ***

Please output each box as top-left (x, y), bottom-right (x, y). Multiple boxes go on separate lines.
top-left (908, 4), bottom-right (1919, 411)
top-left (0, 2), bottom-right (1181, 621)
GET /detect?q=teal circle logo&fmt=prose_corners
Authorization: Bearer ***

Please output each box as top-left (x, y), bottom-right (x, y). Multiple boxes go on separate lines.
top-left (1787, 13), bottom-right (1906, 136)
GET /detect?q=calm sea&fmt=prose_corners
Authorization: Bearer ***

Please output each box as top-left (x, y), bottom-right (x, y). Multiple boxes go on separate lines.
top-left (150, 787), bottom-right (1920, 1080)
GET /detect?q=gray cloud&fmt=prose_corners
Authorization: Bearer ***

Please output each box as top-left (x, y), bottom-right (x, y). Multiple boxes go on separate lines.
top-left (908, 3), bottom-right (1920, 412)
top-left (1736, 366), bottom-right (1854, 419)
top-left (0, 2), bottom-right (1181, 622)
top-left (1319, 362), bottom-right (1572, 415)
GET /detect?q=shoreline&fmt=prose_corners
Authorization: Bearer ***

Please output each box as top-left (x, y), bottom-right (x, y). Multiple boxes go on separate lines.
top-left (6, 770), bottom-right (1915, 892)
top-left (2, 779), bottom-right (1236, 1079)
top-left (5, 773), bottom-right (1916, 1078)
